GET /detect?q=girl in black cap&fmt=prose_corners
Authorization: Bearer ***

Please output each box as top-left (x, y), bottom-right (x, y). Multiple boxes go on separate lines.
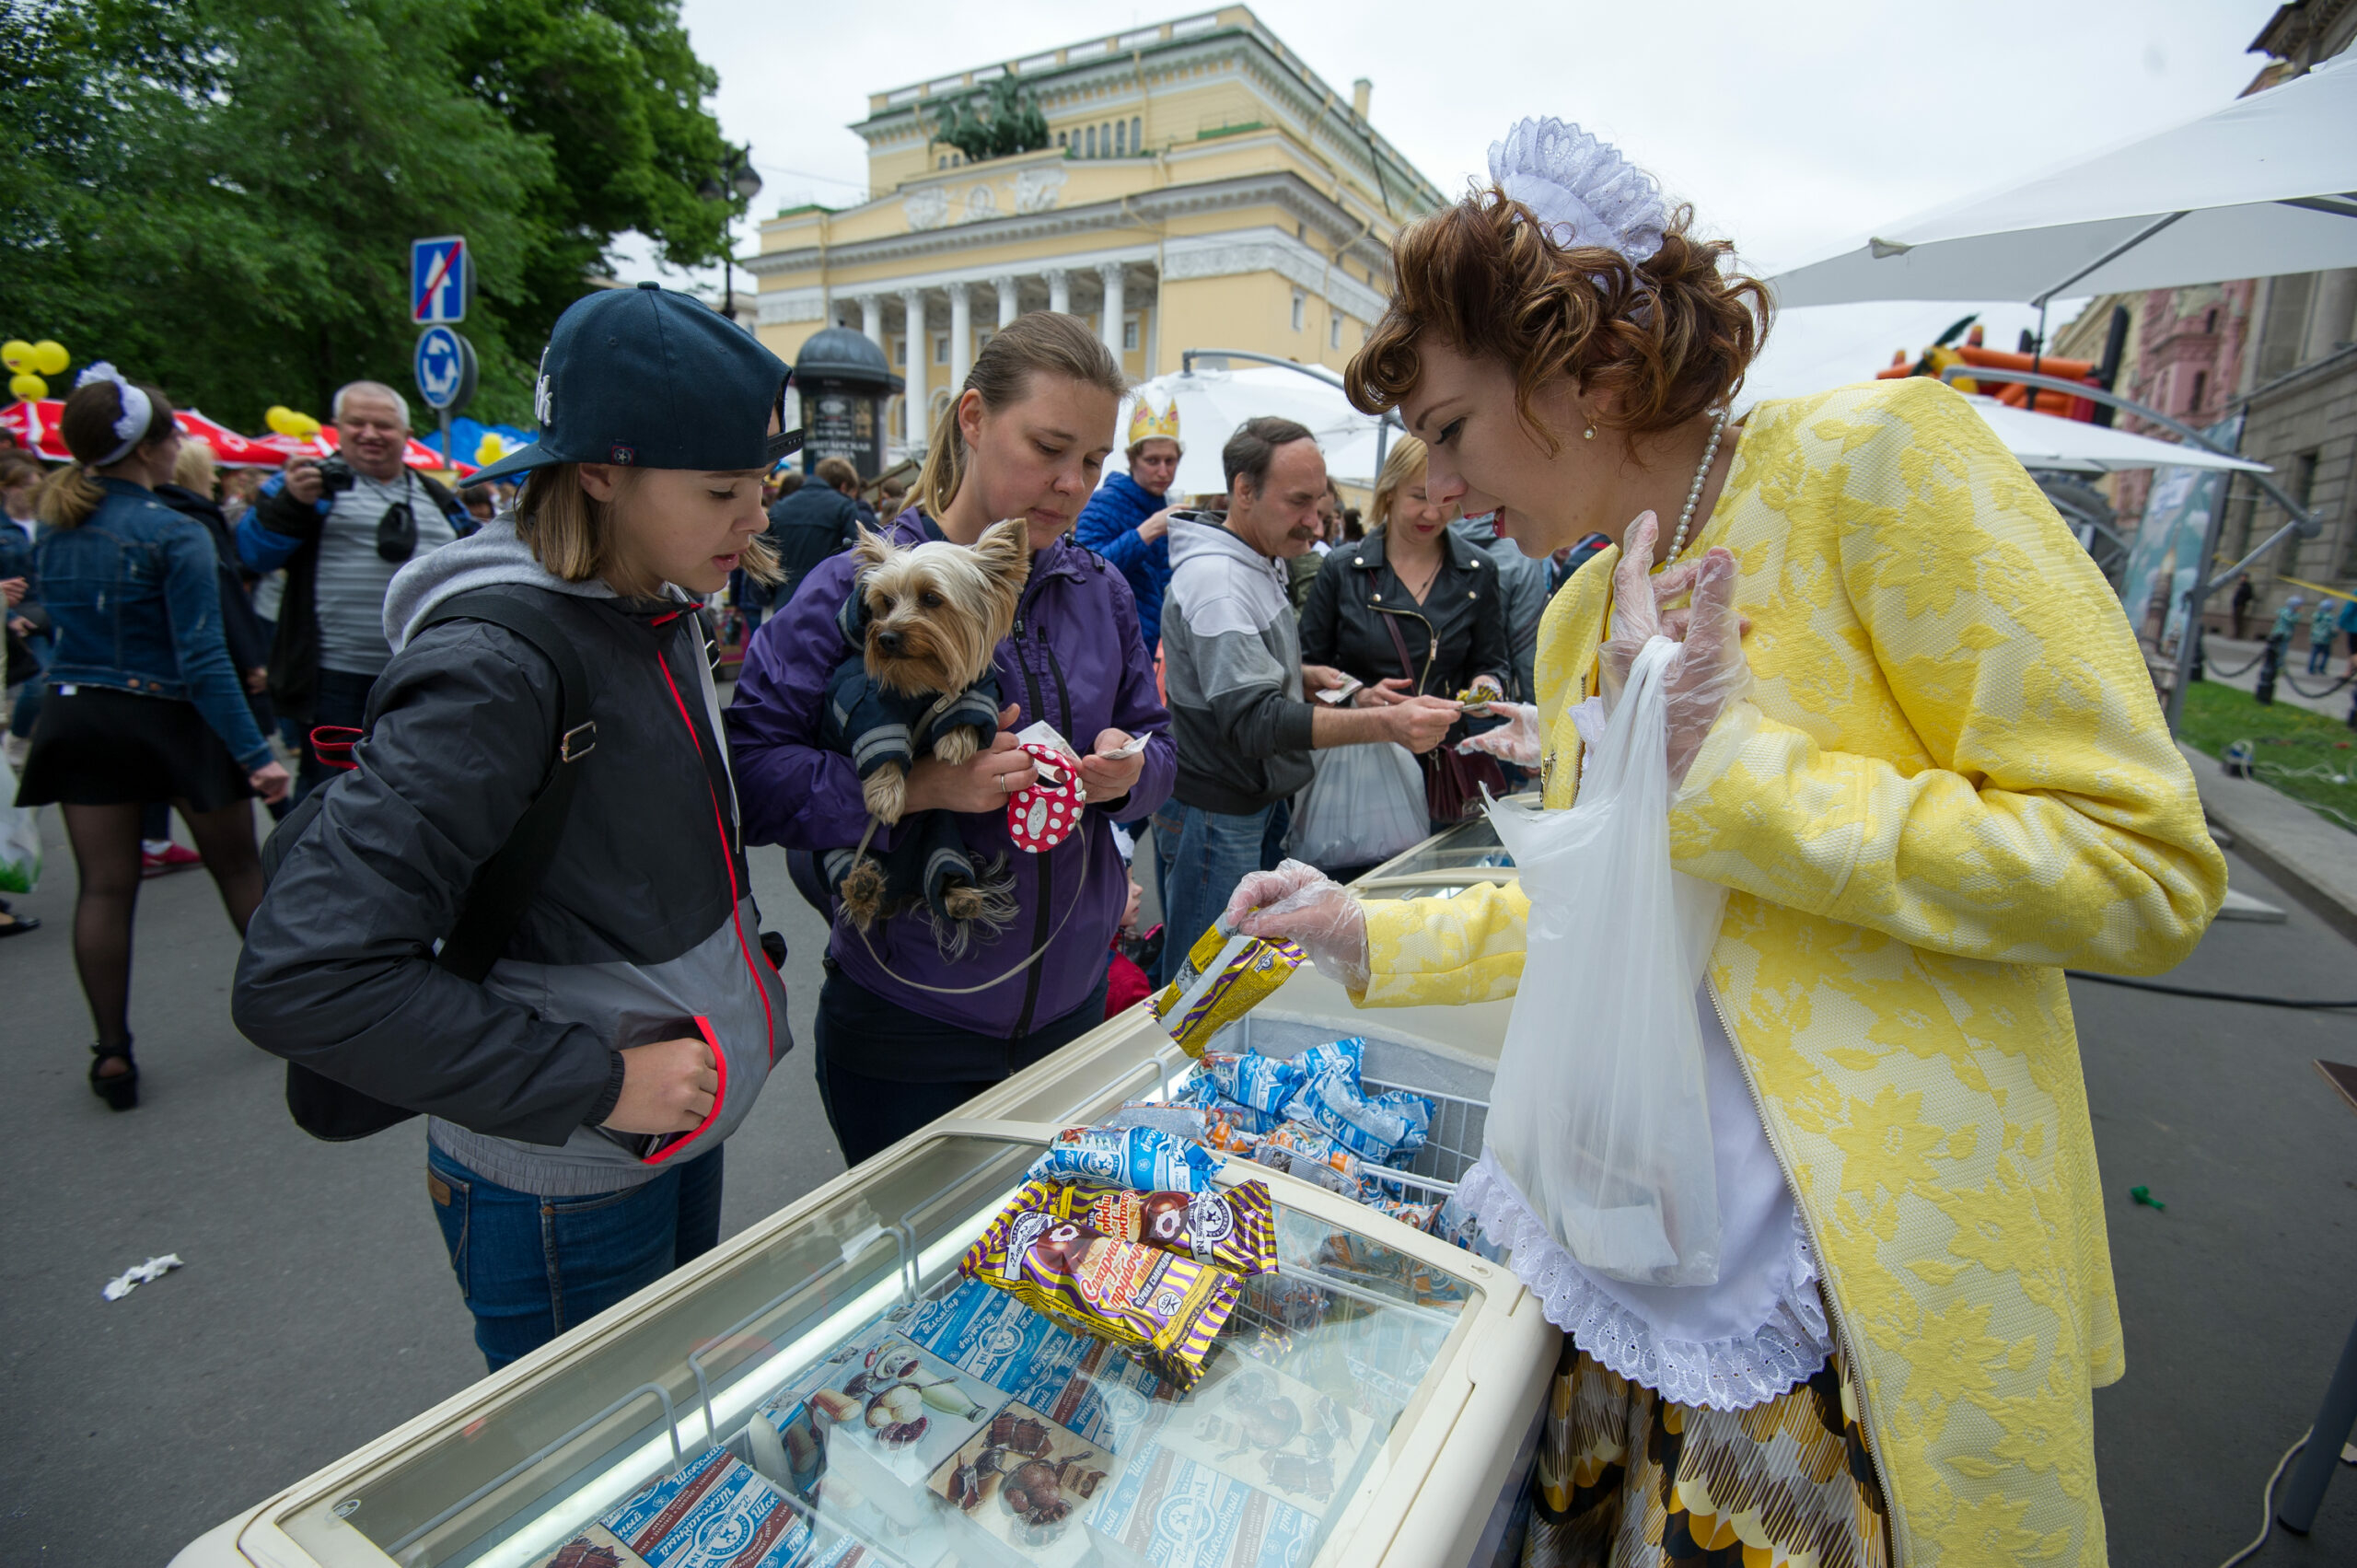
top-left (236, 285), bottom-right (798, 1370)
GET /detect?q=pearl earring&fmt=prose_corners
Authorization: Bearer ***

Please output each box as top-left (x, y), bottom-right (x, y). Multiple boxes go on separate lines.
top-left (1583, 424), bottom-right (1596, 440)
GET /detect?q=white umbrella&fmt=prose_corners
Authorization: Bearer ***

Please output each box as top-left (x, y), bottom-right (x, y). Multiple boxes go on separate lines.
top-left (1118, 366), bottom-right (1383, 495)
top-left (1771, 56), bottom-right (2357, 307)
top-left (1959, 394), bottom-right (2266, 474)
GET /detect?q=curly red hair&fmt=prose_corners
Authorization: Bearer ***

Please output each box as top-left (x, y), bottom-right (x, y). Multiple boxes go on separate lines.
top-left (1346, 189), bottom-right (1771, 452)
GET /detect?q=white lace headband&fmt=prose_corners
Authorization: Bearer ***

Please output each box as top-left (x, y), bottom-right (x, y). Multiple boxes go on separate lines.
top-left (1487, 117), bottom-right (1667, 265)
top-left (75, 361), bottom-right (155, 466)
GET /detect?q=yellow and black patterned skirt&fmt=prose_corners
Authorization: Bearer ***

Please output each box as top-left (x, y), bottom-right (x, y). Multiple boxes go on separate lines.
top-left (1521, 1339), bottom-right (1892, 1568)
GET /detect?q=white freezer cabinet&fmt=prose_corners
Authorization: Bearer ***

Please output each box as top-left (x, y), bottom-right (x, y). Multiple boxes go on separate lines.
top-left (175, 1016), bottom-right (1553, 1568)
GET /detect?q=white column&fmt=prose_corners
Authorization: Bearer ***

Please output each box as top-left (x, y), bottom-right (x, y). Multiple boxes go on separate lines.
top-left (900, 287), bottom-right (925, 448)
top-left (1044, 267), bottom-right (1071, 316)
top-left (946, 281), bottom-right (972, 400)
top-left (993, 273), bottom-right (1019, 328)
top-left (1097, 262), bottom-right (1127, 360)
top-left (858, 295), bottom-right (884, 352)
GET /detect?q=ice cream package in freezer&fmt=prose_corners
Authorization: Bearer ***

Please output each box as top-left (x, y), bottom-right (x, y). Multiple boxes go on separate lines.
top-left (925, 1399), bottom-right (1120, 1568)
top-left (1099, 1100), bottom-right (1210, 1140)
top-left (745, 1329), bottom-right (1005, 1531)
top-left (1283, 1066), bottom-right (1430, 1163)
top-left (895, 1278), bottom-right (1175, 1456)
top-left (1030, 1176), bottom-right (1278, 1276)
top-left (958, 1191), bottom-right (1242, 1389)
top-left (1151, 923), bottom-right (1304, 1057)
top-left (1084, 1440), bottom-right (1324, 1568)
top-left (586, 1446), bottom-right (865, 1568)
top-left (1026, 1124), bottom-right (1221, 1193)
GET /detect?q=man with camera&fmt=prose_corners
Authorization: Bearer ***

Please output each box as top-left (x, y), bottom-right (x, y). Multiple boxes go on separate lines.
top-left (239, 381), bottom-right (474, 802)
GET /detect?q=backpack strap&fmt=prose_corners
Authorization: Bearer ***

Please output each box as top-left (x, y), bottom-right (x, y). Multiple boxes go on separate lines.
top-left (416, 587), bottom-right (598, 984)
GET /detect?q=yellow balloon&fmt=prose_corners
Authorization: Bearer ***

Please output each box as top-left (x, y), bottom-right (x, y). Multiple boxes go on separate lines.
top-left (1, 341), bottom-right (31, 373)
top-left (265, 405), bottom-right (299, 436)
top-left (291, 413), bottom-right (321, 438)
top-left (29, 341), bottom-right (67, 376)
top-left (474, 433), bottom-right (508, 463)
top-left (9, 373), bottom-right (46, 401)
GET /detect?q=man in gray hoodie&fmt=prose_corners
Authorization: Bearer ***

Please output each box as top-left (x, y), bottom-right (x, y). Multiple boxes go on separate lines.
top-left (1151, 416), bottom-right (1458, 980)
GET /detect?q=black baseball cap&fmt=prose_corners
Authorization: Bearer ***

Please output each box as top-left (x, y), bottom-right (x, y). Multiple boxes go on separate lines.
top-left (470, 282), bottom-right (802, 484)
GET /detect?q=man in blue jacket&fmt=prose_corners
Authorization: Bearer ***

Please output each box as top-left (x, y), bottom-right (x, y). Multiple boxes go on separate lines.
top-left (1074, 395), bottom-right (1181, 653)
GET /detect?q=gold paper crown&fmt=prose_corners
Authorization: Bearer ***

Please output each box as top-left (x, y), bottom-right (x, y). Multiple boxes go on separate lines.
top-left (1126, 395), bottom-right (1180, 449)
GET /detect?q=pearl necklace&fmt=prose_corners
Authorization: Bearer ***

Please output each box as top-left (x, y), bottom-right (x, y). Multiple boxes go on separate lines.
top-left (1666, 407), bottom-right (1730, 563)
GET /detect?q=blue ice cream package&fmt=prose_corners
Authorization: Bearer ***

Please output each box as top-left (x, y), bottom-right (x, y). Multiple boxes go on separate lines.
top-left (1170, 1071), bottom-right (1222, 1109)
top-left (594, 1446), bottom-right (844, 1568)
top-left (1283, 1071), bottom-right (1431, 1163)
top-left (1294, 1036), bottom-right (1364, 1086)
top-left (1199, 1049), bottom-right (1302, 1117)
top-left (1026, 1124), bottom-right (1221, 1192)
top-left (1103, 1100), bottom-right (1211, 1140)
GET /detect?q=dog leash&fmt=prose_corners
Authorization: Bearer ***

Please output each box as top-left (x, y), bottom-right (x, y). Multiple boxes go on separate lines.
top-left (852, 817), bottom-right (1095, 995)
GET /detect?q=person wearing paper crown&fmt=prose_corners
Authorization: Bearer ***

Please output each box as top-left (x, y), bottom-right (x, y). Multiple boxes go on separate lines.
top-left (1074, 392), bottom-right (1181, 653)
top-left (1225, 117), bottom-right (2224, 1567)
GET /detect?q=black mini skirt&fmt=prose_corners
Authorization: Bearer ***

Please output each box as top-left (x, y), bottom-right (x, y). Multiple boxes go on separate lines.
top-left (16, 685), bottom-right (253, 812)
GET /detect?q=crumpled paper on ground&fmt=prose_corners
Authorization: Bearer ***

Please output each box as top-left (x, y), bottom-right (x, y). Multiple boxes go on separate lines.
top-left (102, 1254), bottom-right (183, 1301)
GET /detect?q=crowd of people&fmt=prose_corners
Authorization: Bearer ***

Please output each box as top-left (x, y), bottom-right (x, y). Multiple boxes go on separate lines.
top-left (5, 114), bottom-right (2235, 1567)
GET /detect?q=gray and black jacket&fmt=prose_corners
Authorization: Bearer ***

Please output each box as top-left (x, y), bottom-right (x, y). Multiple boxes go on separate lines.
top-left (233, 520), bottom-right (790, 1196)
top-left (1159, 515), bottom-right (1317, 816)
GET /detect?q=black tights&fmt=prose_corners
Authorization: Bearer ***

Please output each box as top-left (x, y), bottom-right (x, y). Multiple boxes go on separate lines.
top-left (60, 800), bottom-right (263, 1061)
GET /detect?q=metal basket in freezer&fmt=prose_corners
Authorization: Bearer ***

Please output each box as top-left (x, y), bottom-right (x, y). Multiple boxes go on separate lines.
top-left (1165, 1013), bottom-right (1496, 1201)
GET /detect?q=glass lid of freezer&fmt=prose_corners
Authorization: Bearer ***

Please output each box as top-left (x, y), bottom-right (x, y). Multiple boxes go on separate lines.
top-left (284, 1131), bottom-right (1481, 1568)
top-left (1360, 812), bottom-right (1522, 882)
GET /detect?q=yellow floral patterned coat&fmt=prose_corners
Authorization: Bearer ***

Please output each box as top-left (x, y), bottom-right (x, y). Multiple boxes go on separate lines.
top-left (1357, 377), bottom-right (2225, 1564)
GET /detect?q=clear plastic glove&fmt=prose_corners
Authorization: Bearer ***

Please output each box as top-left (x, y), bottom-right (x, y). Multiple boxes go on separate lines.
top-left (1456, 701), bottom-right (1539, 766)
top-left (1597, 511), bottom-right (1750, 788)
top-left (1220, 859), bottom-right (1371, 993)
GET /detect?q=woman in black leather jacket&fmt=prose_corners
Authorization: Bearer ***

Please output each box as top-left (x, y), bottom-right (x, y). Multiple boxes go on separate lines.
top-left (1298, 435), bottom-right (1510, 828)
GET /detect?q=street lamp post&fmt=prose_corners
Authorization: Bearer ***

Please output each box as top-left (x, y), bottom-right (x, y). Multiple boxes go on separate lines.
top-left (698, 145), bottom-right (763, 321)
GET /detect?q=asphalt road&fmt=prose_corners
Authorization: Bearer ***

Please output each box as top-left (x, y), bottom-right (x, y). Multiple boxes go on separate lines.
top-left (3, 803), bottom-right (2353, 1565)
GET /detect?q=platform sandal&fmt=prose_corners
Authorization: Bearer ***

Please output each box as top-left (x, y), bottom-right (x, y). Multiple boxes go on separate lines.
top-left (89, 1040), bottom-right (138, 1111)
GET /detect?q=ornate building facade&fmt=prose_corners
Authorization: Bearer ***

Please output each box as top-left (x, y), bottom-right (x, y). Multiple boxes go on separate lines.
top-left (743, 7), bottom-right (1443, 459)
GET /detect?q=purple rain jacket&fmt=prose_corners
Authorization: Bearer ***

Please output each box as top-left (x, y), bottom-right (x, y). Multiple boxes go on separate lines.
top-left (727, 508), bottom-right (1176, 1043)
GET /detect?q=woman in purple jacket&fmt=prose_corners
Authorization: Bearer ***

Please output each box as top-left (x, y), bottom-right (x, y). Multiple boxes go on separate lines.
top-left (728, 314), bottom-right (1175, 1166)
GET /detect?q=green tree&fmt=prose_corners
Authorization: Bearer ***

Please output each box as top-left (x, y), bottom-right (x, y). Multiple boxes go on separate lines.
top-left (448, 0), bottom-right (740, 366)
top-left (0, 0), bottom-right (738, 435)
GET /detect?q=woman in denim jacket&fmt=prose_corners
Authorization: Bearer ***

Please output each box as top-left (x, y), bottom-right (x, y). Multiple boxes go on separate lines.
top-left (16, 369), bottom-right (291, 1109)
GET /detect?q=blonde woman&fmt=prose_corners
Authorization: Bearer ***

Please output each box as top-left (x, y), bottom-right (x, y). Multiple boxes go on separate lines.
top-left (1299, 435), bottom-right (1511, 840)
top-left (1228, 119), bottom-right (2223, 1566)
top-left (727, 312), bottom-right (1174, 1167)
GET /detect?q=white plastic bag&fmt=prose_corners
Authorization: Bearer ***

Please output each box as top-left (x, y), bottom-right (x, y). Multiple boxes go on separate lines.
top-left (1288, 740), bottom-right (1426, 872)
top-left (0, 748), bottom-right (39, 895)
top-left (1478, 636), bottom-right (1724, 1285)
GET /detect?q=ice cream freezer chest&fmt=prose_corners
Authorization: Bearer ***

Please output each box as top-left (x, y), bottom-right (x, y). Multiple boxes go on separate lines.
top-left (172, 992), bottom-right (1553, 1568)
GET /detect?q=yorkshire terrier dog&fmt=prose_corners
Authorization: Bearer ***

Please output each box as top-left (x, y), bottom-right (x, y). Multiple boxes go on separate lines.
top-left (819, 518), bottom-right (1032, 954)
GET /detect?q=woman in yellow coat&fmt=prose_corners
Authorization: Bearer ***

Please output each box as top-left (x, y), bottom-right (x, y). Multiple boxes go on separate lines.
top-left (1226, 119), bottom-right (2224, 1567)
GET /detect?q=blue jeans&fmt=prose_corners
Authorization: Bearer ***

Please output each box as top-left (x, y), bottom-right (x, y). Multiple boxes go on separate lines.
top-left (1149, 798), bottom-right (1291, 987)
top-left (427, 1143), bottom-right (726, 1373)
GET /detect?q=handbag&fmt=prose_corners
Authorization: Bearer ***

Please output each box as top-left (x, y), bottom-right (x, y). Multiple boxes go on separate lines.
top-left (1378, 612), bottom-right (1504, 824)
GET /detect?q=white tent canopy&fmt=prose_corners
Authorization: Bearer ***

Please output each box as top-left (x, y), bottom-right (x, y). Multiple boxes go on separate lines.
top-left (1960, 395), bottom-right (2265, 474)
top-left (1771, 56), bottom-right (2357, 307)
top-left (1119, 366), bottom-right (1387, 495)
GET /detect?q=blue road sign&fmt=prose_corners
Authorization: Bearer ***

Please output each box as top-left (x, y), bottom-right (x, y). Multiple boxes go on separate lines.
top-left (411, 236), bottom-right (468, 325)
top-left (414, 326), bottom-right (475, 412)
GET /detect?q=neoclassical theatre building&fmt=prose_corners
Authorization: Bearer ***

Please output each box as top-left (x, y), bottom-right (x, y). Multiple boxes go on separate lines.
top-left (748, 6), bottom-right (1444, 461)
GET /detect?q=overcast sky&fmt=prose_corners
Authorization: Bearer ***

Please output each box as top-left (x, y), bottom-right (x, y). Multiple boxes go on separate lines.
top-left (619, 0), bottom-right (2284, 401)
